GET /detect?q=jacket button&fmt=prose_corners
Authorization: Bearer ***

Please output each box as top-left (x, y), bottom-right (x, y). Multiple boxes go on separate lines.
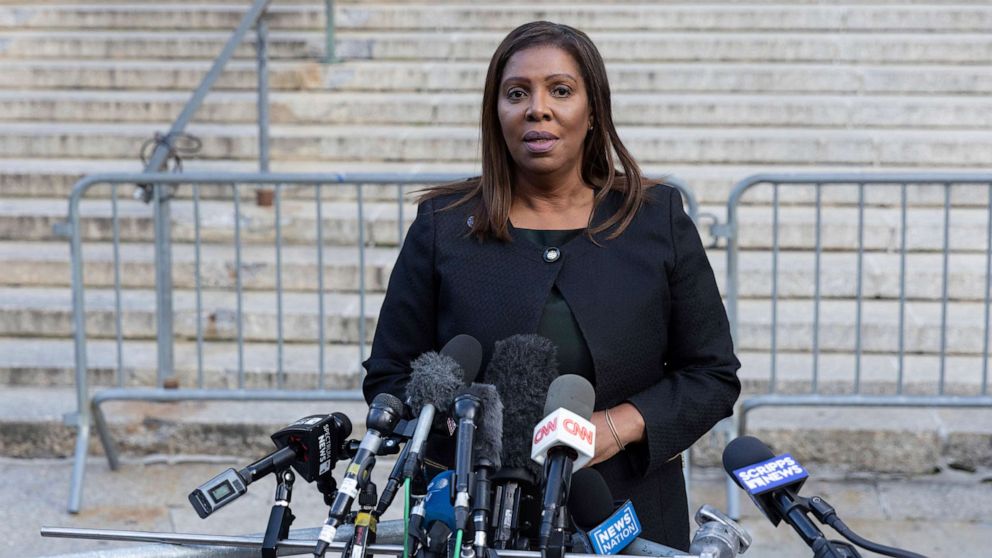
top-left (543, 247), bottom-right (560, 263)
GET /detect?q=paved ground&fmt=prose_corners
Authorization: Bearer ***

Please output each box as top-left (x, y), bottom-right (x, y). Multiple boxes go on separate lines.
top-left (7, 456), bottom-right (991, 558)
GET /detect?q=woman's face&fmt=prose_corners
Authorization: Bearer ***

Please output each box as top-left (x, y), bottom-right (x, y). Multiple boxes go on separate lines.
top-left (497, 45), bottom-right (592, 181)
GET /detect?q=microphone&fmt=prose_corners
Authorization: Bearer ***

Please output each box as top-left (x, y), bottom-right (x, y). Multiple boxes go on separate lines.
top-left (313, 393), bottom-right (405, 557)
top-left (450, 382), bottom-right (502, 558)
top-left (485, 334), bottom-right (559, 550)
top-left (188, 412), bottom-right (351, 518)
top-left (487, 334), bottom-right (559, 480)
top-left (568, 468), bottom-right (683, 557)
top-left (451, 388), bottom-right (481, 533)
top-left (725, 436), bottom-right (925, 558)
top-left (532, 374), bottom-right (596, 551)
top-left (467, 383), bottom-right (503, 557)
top-left (723, 436), bottom-right (854, 558)
top-left (403, 335), bottom-right (482, 556)
top-left (404, 334), bottom-right (483, 480)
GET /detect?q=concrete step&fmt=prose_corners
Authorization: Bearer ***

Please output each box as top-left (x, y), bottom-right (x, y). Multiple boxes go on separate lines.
top-left (0, 337), bottom-right (365, 389)
top-left (0, 30), bottom-right (325, 60)
top-left (2, 0), bottom-right (989, 4)
top-left (0, 387), bottom-right (375, 459)
top-left (0, 284), bottom-right (989, 355)
top-left (6, 90), bottom-right (992, 130)
top-left (0, 158), bottom-right (478, 201)
top-left (2, 122), bottom-right (991, 167)
top-left (4, 241), bottom-right (991, 305)
top-left (729, 203), bottom-right (992, 252)
top-left (3, 158), bottom-right (988, 210)
top-left (3, 195), bottom-right (991, 249)
top-left (2, 386), bottom-right (989, 476)
top-left (737, 350), bottom-right (992, 398)
top-left (720, 250), bottom-right (992, 302)
top-left (2, 30), bottom-right (991, 63)
top-left (735, 298), bottom-right (991, 356)
top-left (3, 59), bottom-right (989, 96)
top-left (0, 241), bottom-right (399, 292)
top-left (3, 331), bottom-right (989, 399)
top-left (0, 285), bottom-right (384, 343)
top-left (5, 4), bottom-right (991, 32)
top-left (0, 196), bottom-right (417, 245)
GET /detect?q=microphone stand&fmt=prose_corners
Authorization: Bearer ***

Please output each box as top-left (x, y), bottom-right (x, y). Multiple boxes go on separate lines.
top-left (771, 492), bottom-right (861, 558)
top-left (542, 502), bottom-right (569, 558)
top-left (261, 468), bottom-right (296, 558)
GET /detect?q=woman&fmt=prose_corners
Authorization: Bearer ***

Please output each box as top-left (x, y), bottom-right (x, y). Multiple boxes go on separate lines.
top-left (362, 21), bottom-right (740, 550)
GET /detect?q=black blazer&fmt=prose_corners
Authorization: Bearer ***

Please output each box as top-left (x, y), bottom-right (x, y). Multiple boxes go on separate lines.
top-left (363, 184), bottom-right (741, 550)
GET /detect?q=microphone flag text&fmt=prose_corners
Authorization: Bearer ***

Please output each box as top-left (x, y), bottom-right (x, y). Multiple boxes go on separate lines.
top-left (732, 453), bottom-right (808, 495)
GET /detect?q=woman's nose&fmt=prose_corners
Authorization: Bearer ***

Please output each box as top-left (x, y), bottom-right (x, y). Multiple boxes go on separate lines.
top-left (525, 92), bottom-right (552, 121)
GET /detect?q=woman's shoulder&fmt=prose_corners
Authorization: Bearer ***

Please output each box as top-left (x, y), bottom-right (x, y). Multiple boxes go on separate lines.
top-left (642, 180), bottom-right (682, 205)
top-left (416, 177), bottom-right (481, 212)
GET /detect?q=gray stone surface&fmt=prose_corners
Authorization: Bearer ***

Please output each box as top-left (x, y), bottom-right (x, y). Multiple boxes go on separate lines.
top-left (7, 457), bottom-right (990, 558)
top-left (4, 90), bottom-right (991, 129)
top-left (2, 122), bottom-right (992, 166)
top-left (9, 241), bottom-right (992, 302)
top-left (3, 60), bottom-right (991, 96)
top-left (3, 30), bottom-right (992, 63)
top-left (5, 5), bottom-right (992, 33)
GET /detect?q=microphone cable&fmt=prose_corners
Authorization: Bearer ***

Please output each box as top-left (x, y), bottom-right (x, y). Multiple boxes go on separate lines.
top-left (807, 496), bottom-right (927, 558)
top-left (453, 529), bottom-right (464, 558)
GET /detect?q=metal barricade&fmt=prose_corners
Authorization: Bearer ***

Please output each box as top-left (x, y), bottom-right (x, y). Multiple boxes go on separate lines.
top-left (64, 171), bottom-right (698, 514)
top-left (716, 172), bottom-right (992, 516)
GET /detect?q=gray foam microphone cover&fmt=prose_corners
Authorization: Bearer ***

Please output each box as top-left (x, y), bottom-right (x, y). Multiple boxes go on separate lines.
top-left (406, 352), bottom-right (464, 411)
top-left (486, 334), bottom-right (559, 474)
top-left (544, 374), bottom-right (595, 419)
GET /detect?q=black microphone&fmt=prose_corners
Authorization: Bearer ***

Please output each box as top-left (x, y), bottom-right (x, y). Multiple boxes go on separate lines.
top-left (451, 388), bottom-right (481, 533)
top-left (723, 436), bottom-right (855, 558)
top-left (466, 383), bottom-right (503, 558)
top-left (486, 334), bottom-right (559, 549)
top-left (313, 393), bottom-right (405, 557)
top-left (725, 436), bottom-right (925, 558)
top-left (404, 334), bottom-right (482, 480)
top-left (569, 468), bottom-right (686, 557)
top-left (188, 413), bottom-right (352, 519)
top-left (533, 374), bottom-right (596, 551)
top-left (404, 335), bottom-right (483, 555)
top-left (487, 334), bottom-right (559, 480)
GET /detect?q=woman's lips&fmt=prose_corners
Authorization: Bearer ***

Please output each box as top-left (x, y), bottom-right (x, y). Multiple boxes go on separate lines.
top-left (524, 138), bottom-right (558, 153)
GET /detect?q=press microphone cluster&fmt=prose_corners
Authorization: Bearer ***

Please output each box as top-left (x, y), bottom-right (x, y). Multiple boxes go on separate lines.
top-left (186, 333), bottom-right (754, 558)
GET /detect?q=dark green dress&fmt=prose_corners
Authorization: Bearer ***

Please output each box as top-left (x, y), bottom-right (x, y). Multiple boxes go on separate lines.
top-left (515, 227), bottom-right (595, 385)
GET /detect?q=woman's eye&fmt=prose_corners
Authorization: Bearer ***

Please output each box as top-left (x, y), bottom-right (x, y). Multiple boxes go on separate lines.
top-left (507, 88), bottom-right (526, 100)
top-left (552, 86), bottom-right (572, 97)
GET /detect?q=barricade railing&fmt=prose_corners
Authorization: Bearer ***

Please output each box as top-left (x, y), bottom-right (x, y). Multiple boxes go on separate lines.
top-left (63, 172), bottom-right (698, 514)
top-left (714, 172), bottom-right (992, 517)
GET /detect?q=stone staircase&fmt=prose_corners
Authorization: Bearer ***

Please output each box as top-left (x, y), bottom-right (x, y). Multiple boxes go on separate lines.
top-left (0, 0), bottom-right (990, 474)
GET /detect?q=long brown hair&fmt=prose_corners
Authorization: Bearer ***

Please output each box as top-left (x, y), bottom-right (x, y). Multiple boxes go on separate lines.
top-left (423, 21), bottom-right (647, 242)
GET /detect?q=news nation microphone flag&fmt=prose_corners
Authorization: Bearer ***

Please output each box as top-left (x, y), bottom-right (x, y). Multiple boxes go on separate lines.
top-left (586, 500), bottom-right (643, 555)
